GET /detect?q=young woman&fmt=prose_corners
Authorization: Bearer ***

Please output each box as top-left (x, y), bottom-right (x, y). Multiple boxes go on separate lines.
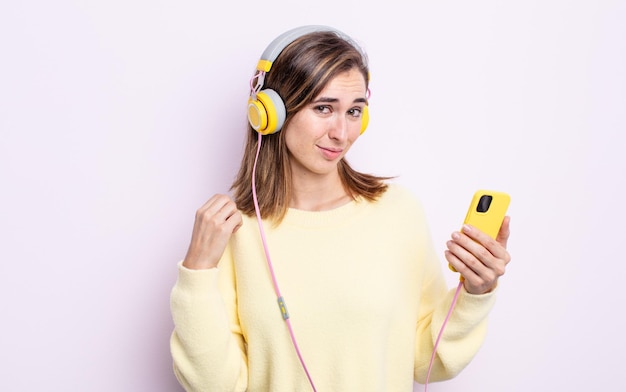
top-left (170, 25), bottom-right (511, 392)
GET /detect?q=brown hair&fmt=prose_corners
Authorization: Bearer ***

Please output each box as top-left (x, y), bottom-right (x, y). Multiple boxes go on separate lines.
top-left (231, 30), bottom-right (391, 223)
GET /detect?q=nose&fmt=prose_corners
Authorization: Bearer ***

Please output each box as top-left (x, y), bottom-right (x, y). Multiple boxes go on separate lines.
top-left (327, 114), bottom-right (349, 141)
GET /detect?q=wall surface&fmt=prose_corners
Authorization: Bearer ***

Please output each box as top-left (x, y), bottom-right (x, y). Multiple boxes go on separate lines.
top-left (1, 0), bottom-right (625, 391)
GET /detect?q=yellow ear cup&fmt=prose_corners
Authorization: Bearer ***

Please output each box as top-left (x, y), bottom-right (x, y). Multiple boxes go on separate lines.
top-left (247, 98), bottom-right (268, 132)
top-left (247, 89), bottom-right (286, 135)
top-left (360, 105), bottom-right (369, 135)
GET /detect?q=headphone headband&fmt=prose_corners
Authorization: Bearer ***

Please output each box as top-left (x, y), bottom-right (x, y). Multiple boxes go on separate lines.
top-left (256, 25), bottom-right (362, 73)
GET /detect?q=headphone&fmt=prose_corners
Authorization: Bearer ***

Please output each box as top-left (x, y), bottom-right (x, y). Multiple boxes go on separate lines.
top-left (247, 25), bottom-right (370, 136)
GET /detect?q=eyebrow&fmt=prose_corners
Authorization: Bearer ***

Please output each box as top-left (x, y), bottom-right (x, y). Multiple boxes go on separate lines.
top-left (311, 97), bottom-right (368, 104)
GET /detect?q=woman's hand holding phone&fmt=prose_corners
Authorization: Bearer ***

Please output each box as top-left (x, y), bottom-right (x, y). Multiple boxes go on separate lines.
top-left (445, 191), bottom-right (512, 294)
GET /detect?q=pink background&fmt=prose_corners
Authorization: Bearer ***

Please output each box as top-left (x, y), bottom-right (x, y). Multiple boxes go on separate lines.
top-left (1, 1), bottom-right (624, 391)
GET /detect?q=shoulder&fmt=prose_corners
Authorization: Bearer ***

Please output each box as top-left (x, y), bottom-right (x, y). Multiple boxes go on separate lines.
top-left (381, 182), bottom-right (415, 199)
top-left (364, 183), bottom-right (435, 252)
top-left (364, 182), bottom-right (428, 223)
top-left (378, 182), bottom-right (423, 208)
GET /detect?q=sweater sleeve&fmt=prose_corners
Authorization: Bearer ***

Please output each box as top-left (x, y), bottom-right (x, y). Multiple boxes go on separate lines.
top-left (414, 263), bottom-right (497, 383)
top-left (407, 188), bottom-right (497, 383)
top-left (169, 244), bottom-right (248, 392)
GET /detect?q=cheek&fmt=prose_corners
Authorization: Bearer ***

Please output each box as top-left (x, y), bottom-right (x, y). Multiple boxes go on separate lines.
top-left (284, 132), bottom-right (298, 155)
top-left (282, 117), bottom-right (300, 149)
top-left (283, 124), bottom-right (309, 155)
top-left (347, 127), bottom-right (361, 144)
top-left (283, 114), bottom-right (320, 148)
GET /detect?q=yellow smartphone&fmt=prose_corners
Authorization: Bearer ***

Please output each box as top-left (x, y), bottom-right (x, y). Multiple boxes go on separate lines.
top-left (449, 190), bottom-right (510, 272)
top-left (463, 190), bottom-right (511, 239)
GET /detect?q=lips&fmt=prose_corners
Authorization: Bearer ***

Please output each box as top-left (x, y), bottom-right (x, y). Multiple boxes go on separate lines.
top-left (318, 145), bottom-right (343, 160)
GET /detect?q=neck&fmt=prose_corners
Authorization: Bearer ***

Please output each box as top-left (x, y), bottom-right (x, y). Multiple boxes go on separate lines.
top-left (289, 171), bottom-right (351, 211)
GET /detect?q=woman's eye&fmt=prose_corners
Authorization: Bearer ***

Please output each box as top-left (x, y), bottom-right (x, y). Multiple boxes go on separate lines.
top-left (315, 105), bottom-right (331, 114)
top-left (348, 108), bottom-right (363, 118)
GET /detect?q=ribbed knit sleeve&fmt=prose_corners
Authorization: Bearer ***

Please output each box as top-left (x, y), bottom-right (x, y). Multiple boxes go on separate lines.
top-left (406, 187), bottom-right (497, 384)
top-left (414, 272), bottom-right (497, 382)
top-left (169, 245), bottom-right (248, 392)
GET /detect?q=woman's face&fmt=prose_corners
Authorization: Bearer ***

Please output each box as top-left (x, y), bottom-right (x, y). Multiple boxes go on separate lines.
top-left (284, 68), bottom-right (367, 180)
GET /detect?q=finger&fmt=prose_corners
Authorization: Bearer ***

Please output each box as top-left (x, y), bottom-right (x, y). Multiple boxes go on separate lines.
top-left (232, 218), bottom-right (244, 234)
top-left (198, 193), bottom-right (228, 211)
top-left (446, 236), bottom-right (490, 278)
top-left (226, 208), bottom-right (243, 234)
top-left (449, 230), bottom-right (509, 277)
top-left (210, 197), bottom-right (243, 235)
top-left (215, 197), bottom-right (239, 222)
top-left (200, 194), bottom-right (233, 215)
top-left (460, 225), bottom-right (509, 264)
top-left (445, 244), bottom-right (499, 294)
top-left (445, 248), bottom-right (477, 281)
top-left (196, 195), bottom-right (237, 225)
top-left (496, 216), bottom-right (511, 248)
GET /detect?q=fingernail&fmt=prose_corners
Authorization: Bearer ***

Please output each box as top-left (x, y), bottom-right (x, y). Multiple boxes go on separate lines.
top-left (451, 232), bottom-right (460, 240)
top-left (462, 224), bottom-right (472, 233)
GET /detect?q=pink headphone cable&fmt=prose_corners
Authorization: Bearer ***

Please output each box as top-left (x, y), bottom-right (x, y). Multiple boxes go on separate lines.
top-left (424, 279), bottom-right (464, 391)
top-left (251, 133), bottom-right (318, 392)
top-left (251, 131), bottom-right (461, 392)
